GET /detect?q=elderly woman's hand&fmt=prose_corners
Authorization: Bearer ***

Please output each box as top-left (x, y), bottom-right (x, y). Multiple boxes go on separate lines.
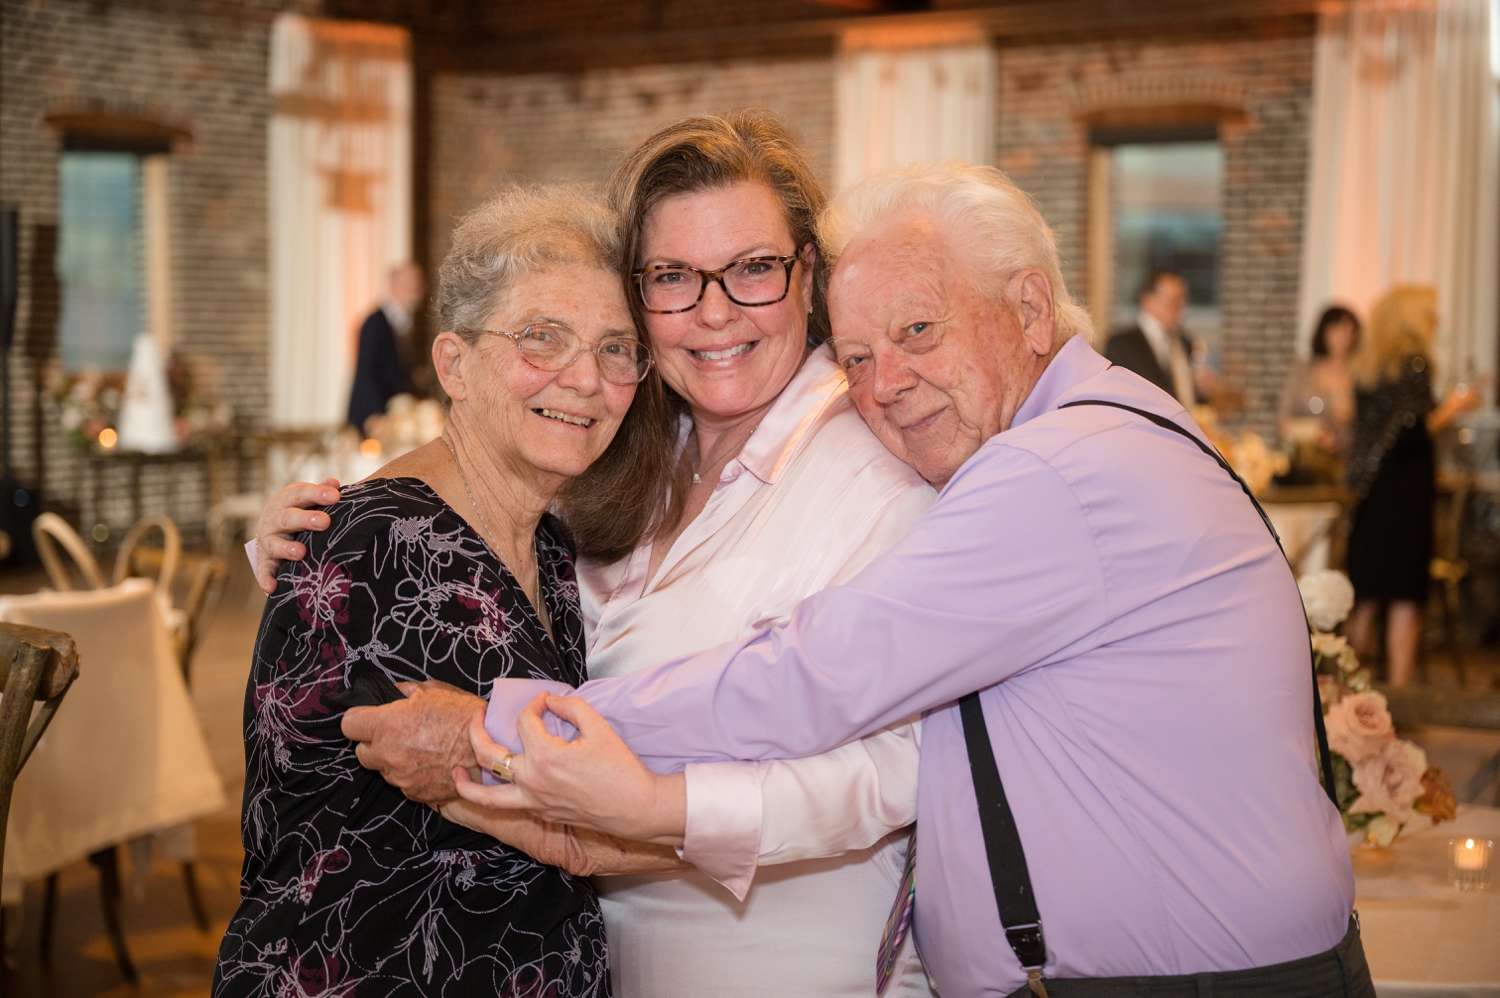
top-left (342, 680), bottom-right (486, 804)
top-left (454, 694), bottom-right (687, 846)
top-left (254, 479), bottom-right (342, 594)
top-left (438, 799), bottom-right (689, 877)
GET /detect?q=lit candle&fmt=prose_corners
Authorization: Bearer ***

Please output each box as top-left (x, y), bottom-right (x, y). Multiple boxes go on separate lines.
top-left (1454, 838), bottom-right (1486, 872)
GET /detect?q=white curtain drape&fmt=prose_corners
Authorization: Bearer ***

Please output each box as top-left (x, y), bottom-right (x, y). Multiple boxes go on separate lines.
top-left (834, 24), bottom-right (995, 192)
top-left (269, 14), bottom-right (411, 428)
top-left (1298, 0), bottom-right (1499, 396)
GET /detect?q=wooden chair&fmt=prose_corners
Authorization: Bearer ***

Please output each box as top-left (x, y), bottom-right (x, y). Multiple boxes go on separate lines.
top-left (32, 512), bottom-right (105, 592)
top-left (1427, 472), bottom-right (1472, 686)
top-left (0, 624), bottom-right (80, 886)
top-left (1380, 683), bottom-right (1500, 805)
top-left (110, 512), bottom-right (181, 596)
top-left (0, 625), bottom-right (81, 972)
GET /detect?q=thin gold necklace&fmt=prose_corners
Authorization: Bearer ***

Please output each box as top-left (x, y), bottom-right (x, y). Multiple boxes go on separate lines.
top-left (442, 434), bottom-right (549, 635)
top-left (691, 423), bottom-right (757, 486)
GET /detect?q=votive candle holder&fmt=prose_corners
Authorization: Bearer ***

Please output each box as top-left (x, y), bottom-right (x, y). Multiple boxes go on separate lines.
top-left (1449, 837), bottom-right (1492, 891)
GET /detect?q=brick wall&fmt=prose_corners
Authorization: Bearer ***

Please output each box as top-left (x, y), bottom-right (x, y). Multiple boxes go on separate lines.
top-left (426, 59), bottom-right (836, 272)
top-left (428, 31), bottom-right (1313, 434)
top-left (1, 0), bottom-right (293, 537)
top-left (995, 30), bottom-right (1317, 433)
top-left (1, 2), bottom-right (1317, 549)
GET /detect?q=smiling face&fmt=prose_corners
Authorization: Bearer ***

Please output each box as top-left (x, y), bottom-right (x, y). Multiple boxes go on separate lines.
top-left (828, 213), bottom-right (1058, 487)
top-left (440, 264), bottom-right (639, 482)
top-left (637, 181), bottom-right (814, 422)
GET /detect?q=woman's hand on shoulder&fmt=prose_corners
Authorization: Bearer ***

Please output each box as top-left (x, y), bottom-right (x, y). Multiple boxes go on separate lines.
top-left (255, 478), bottom-right (342, 593)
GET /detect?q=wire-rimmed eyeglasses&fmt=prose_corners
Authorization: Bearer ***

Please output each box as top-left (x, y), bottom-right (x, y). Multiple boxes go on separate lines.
top-left (461, 322), bottom-right (653, 385)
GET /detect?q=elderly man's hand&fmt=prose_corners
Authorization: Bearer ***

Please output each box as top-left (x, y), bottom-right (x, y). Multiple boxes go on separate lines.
top-left (342, 679), bottom-right (486, 804)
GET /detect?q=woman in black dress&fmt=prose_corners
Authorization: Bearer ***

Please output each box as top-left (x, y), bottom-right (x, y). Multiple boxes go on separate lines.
top-left (213, 186), bottom-right (683, 998)
top-left (1345, 286), bottom-right (1478, 686)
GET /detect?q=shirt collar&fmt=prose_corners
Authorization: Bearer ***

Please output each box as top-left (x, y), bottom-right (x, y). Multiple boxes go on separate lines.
top-left (381, 298), bottom-right (413, 335)
top-left (1136, 309), bottom-right (1172, 363)
top-left (1010, 334), bottom-right (1111, 430)
top-left (734, 344), bottom-right (847, 486)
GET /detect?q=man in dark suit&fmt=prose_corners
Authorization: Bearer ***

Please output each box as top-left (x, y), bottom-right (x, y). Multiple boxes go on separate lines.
top-left (348, 261), bottom-right (426, 433)
top-left (1104, 270), bottom-right (1214, 409)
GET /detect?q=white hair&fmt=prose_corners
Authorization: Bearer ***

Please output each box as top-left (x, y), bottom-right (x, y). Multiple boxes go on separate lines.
top-left (817, 161), bottom-right (1092, 346)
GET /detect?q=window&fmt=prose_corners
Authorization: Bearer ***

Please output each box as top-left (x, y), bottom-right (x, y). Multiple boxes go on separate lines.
top-left (1088, 130), bottom-right (1223, 345)
top-left (56, 152), bottom-right (142, 371)
top-left (55, 147), bottom-right (174, 373)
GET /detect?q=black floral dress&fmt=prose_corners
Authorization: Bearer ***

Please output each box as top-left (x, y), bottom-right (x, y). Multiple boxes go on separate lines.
top-left (213, 477), bottom-right (608, 998)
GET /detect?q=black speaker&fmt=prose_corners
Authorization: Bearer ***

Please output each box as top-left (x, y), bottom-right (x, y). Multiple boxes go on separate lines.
top-left (0, 207), bottom-right (16, 354)
top-left (0, 206), bottom-right (39, 565)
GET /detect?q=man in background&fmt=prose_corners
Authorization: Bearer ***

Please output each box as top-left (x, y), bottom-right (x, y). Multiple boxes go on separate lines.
top-left (1104, 270), bottom-right (1215, 409)
top-left (348, 261), bottom-right (425, 434)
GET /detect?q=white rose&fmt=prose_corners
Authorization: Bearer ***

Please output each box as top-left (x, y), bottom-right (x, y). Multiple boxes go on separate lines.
top-left (1298, 571), bottom-right (1355, 632)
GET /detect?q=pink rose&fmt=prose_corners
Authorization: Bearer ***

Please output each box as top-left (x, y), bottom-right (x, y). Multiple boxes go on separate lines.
top-left (1325, 690), bottom-right (1394, 763)
top-left (1349, 739), bottom-right (1429, 822)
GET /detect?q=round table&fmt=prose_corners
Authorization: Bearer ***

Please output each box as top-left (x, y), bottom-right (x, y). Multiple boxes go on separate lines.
top-left (1353, 804), bottom-right (1500, 996)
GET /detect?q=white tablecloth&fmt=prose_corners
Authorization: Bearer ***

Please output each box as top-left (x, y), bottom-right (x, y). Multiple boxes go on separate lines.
top-left (1263, 501), bottom-right (1342, 575)
top-left (1354, 805), bottom-right (1500, 997)
top-left (0, 578), bottom-right (225, 903)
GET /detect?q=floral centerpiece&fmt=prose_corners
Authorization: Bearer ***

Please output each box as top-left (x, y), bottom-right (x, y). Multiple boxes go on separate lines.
top-left (167, 353), bottom-right (233, 446)
top-left (55, 369), bottom-right (123, 451)
top-left (1297, 570), bottom-right (1457, 847)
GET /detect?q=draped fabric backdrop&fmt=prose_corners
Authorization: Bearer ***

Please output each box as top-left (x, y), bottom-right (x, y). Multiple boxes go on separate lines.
top-left (1298, 0), bottom-right (1500, 397)
top-left (269, 15), bottom-right (411, 428)
top-left (835, 23), bottom-right (996, 193)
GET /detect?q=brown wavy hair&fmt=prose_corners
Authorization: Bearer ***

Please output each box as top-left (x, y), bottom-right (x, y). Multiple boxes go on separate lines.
top-left (560, 108), bottom-right (829, 563)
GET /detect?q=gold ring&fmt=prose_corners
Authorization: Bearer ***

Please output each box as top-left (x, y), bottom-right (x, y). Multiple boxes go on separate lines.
top-left (490, 753), bottom-right (515, 783)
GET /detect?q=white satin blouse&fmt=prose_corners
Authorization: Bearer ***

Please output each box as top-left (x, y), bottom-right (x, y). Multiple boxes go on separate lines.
top-left (578, 346), bottom-right (936, 998)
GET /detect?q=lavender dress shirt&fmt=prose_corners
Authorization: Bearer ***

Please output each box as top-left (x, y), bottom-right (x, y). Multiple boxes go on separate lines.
top-left (486, 335), bottom-right (1354, 998)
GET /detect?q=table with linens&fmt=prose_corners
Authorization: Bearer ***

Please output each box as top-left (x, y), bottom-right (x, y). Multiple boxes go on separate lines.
top-left (1354, 804), bottom-right (1500, 997)
top-left (0, 578), bottom-right (225, 904)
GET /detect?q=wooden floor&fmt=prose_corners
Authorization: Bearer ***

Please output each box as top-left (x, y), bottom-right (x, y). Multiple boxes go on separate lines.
top-left (0, 562), bottom-right (1496, 997)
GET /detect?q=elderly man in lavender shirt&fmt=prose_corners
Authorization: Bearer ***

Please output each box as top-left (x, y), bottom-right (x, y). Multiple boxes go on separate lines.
top-left (343, 163), bottom-right (1368, 998)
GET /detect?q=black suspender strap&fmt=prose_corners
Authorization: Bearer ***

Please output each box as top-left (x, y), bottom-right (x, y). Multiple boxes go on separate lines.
top-left (959, 399), bottom-right (1340, 996)
top-left (1058, 400), bottom-right (1337, 806)
top-left (959, 692), bottom-right (1048, 995)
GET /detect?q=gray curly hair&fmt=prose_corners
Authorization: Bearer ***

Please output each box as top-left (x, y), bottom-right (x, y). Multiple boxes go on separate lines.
top-left (439, 184), bottom-right (621, 339)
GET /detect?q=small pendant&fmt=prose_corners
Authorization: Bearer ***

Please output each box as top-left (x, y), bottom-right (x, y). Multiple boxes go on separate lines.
top-left (692, 473), bottom-right (702, 485)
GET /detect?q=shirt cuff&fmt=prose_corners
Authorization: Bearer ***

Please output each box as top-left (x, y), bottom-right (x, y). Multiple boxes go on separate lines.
top-left (680, 761), bottom-right (764, 901)
top-left (481, 678), bottom-right (576, 785)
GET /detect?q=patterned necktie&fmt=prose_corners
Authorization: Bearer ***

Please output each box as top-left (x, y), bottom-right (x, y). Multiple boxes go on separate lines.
top-left (876, 827), bottom-right (917, 994)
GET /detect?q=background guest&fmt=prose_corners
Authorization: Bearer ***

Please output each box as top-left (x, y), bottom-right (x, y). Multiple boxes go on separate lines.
top-left (1345, 286), bottom-right (1479, 685)
top-left (347, 260), bottom-right (426, 434)
top-left (1104, 270), bottom-right (1215, 410)
top-left (1278, 305), bottom-right (1361, 483)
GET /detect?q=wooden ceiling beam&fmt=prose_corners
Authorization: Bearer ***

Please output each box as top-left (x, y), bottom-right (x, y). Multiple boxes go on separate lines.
top-left (413, 0), bottom-right (1327, 75)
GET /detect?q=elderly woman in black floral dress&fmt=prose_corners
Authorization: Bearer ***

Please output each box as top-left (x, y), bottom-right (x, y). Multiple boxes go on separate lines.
top-left (213, 186), bottom-right (686, 998)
